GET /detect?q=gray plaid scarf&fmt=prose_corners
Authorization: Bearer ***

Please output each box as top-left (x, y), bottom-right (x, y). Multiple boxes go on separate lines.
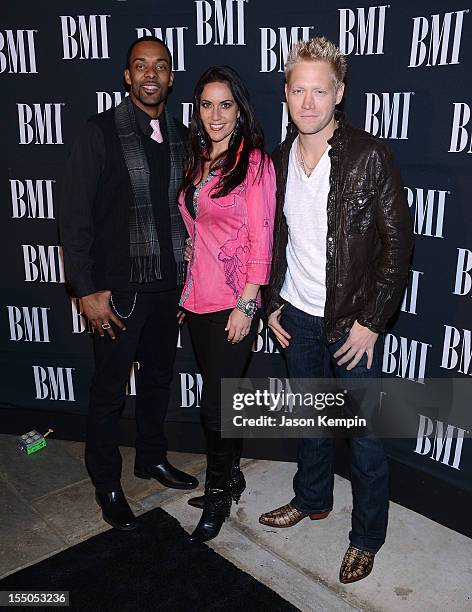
top-left (115, 96), bottom-right (187, 284)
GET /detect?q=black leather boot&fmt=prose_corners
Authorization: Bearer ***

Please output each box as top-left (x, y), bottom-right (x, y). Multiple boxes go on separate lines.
top-left (188, 439), bottom-right (246, 509)
top-left (229, 452), bottom-right (246, 503)
top-left (189, 430), bottom-right (234, 543)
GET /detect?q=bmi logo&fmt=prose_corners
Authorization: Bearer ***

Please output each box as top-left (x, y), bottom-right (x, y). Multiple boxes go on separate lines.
top-left (96, 91), bottom-right (128, 114)
top-left (383, 333), bottom-right (430, 383)
top-left (449, 103), bottom-right (472, 153)
top-left (182, 103), bottom-right (193, 127)
top-left (400, 270), bottom-right (424, 315)
top-left (253, 319), bottom-right (280, 354)
top-left (195, 0), bottom-right (247, 46)
top-left (409, 9), bottom-right (468, 67)
top-left (260, 26), bottom-right (313, 72)
top-left (415, 415), bottom-right (467, 470)
top-left (0, 29), bottom-right (37, 73)
top-left (8, 306), bottom-right (50, 343)
top-left (180, 373), bottom-right (203, 408)
top-left (453, 248), bottom-right (472, 296)
top-left (126, 362), bottom-right (140, 396)
top-left (10, 179), bottom-right (55, 219)
top-left (405, 187), bottom-right (448, 238)
top-left (71, 298), bottom-right (93, 334)
top-left (17, 103), bottom-right (63, 145)
top-left (281, 102), bottom-right (289, 142)
top-left (365, 92), bottom-right (413, 139)
top-left (22, 245), bottom-right (65, 283)
top-left (33, 366), bottom-right (75, 402)
top-left (136, 27), bottom-right (187, 71)
top-left (338, 5), bottom-right (389, 55)
top-left (441, 326), bottom-right (471, 376)
top-left (60, 15), bottom-right (110, 59)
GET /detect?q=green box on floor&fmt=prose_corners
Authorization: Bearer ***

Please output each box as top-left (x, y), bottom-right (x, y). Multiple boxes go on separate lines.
top-left (17, 430), bottom-right (48, 455)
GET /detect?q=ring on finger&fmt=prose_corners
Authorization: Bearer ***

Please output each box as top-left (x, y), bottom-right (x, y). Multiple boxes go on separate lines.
top-left (101, 322), bottom-right (111, 330)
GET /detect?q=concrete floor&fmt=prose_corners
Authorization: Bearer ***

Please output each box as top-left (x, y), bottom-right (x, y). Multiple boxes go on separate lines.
top-left (0, 434), bottom-right (471, 611)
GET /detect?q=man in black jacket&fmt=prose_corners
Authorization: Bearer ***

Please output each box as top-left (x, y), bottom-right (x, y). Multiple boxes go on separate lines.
top-left (59, 36), bottom-right (198, 531)
top-left (259, 38), bottom-right (413, 583)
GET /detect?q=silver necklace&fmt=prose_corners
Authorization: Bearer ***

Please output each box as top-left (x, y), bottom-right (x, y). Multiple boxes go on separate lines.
top-left (297, 140), bottom-right (316, 177)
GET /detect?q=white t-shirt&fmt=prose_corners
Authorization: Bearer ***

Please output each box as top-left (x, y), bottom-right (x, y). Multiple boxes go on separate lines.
top-left (280, 137), bottom-right (331, 317)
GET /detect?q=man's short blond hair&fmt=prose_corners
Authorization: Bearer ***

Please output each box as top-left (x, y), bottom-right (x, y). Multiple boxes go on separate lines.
top-left (285, 37), bottom-right (347, 86)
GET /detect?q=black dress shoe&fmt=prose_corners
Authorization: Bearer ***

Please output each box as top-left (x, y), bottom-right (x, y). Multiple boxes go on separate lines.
top-left (95, 490), bottom-right (137, 531)
top-left (134, 458), bottom-right (198, 490)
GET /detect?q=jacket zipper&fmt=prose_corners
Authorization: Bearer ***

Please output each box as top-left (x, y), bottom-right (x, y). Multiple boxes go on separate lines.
top-left (327, 149), bottom-right (339, 343)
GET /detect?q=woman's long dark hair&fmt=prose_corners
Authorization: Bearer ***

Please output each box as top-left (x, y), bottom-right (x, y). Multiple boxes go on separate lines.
top-left (181, 65), bottom-right (265, 198)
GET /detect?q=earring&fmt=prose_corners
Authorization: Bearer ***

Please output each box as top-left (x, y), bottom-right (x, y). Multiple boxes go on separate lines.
top-left (197, 130), bottom-right (206, 149)
top-left (229, 116), bottom-right (241, 148)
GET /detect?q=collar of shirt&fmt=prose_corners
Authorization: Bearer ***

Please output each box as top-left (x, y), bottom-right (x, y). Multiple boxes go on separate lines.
top-left (132, 101), bottom-right (167, 142)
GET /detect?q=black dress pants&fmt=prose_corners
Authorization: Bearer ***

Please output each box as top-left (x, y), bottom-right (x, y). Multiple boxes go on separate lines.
top-left (186, 309), bottom-right (260, 431)
top-left (85, 288), bottom-right (179, 493)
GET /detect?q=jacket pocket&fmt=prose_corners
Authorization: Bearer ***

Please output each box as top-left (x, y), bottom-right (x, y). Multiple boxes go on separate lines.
top-left (343, 189), bottom-right (377, 234)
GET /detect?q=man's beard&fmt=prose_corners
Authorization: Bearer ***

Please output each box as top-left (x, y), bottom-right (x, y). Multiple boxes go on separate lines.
top-left (133, 84), bottom-right (166, 108)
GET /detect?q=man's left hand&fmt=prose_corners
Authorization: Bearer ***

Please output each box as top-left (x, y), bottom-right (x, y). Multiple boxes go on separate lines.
top-left (333, 320), bottom-right (379, 370)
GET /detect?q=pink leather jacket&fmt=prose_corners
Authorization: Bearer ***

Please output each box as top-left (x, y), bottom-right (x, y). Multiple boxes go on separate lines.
top-left (178, 150), bottom-right (276, 314)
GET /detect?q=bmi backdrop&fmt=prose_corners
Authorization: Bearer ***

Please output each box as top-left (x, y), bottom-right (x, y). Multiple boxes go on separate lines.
top-left (1, 1), bottom-right (471, 498)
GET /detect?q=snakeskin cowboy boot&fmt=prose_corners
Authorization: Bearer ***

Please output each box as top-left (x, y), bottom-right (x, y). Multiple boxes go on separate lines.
top-left (259, 503), bottom-right (330, 527)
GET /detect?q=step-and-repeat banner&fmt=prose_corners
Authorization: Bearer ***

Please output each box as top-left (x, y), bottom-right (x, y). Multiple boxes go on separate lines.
top-left (1, 1), bottom-right (471, 493)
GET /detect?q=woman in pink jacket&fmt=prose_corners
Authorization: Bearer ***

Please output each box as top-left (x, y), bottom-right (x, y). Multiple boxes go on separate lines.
top-left (179, 66), bottom-right (276, 543)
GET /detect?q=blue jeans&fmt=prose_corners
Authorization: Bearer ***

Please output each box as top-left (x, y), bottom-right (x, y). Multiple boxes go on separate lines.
top-left (282, 302), bottom-right (389, 553)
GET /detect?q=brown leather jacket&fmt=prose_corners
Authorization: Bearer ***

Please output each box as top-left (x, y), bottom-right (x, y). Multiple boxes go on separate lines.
top-left (264, 112), bottom-right (414, 342)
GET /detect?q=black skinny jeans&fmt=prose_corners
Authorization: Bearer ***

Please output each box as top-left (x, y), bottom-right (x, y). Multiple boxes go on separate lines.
top-left (186, 309), bottom-right (260, 431)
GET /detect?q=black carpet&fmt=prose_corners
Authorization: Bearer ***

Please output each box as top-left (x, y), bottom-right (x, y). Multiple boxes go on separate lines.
top-left (0, 507), bottom-right (299, 612)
